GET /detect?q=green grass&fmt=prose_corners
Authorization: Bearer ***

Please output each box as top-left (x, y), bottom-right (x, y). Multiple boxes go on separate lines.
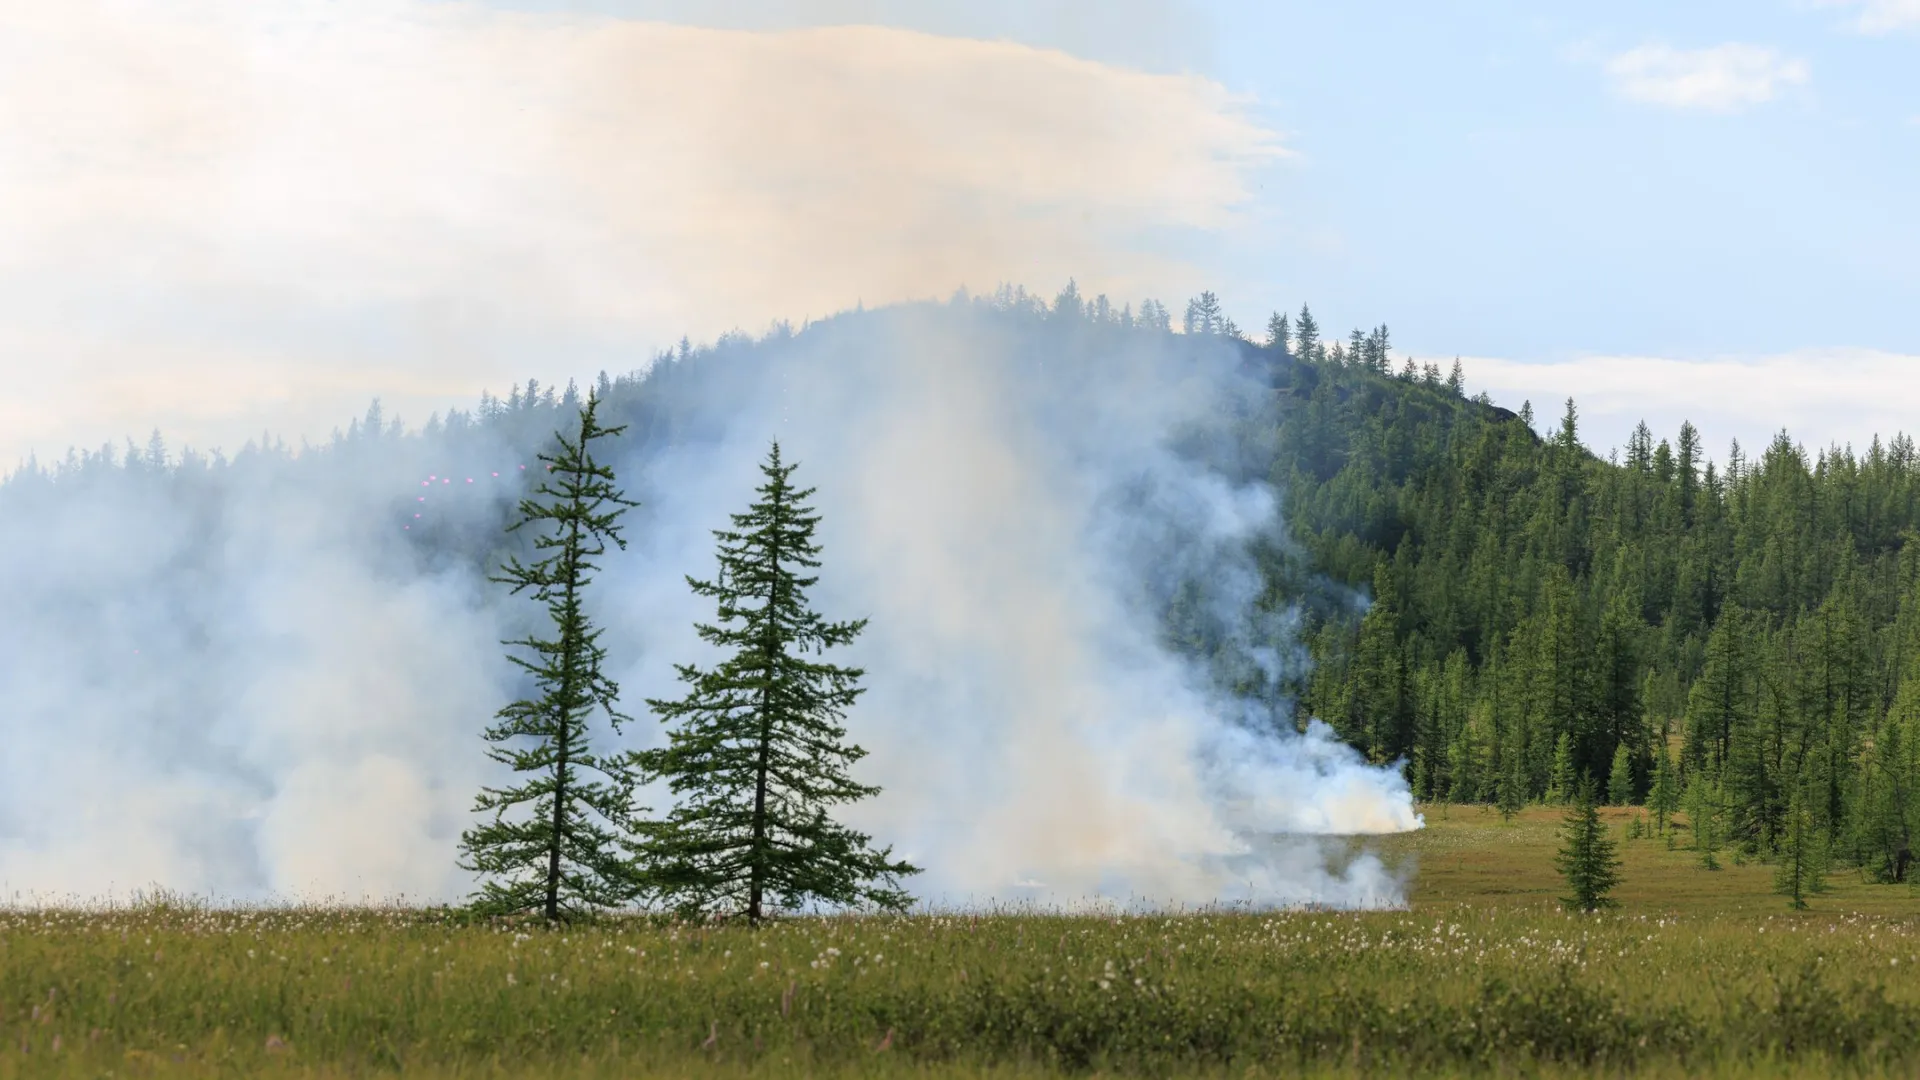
top-left (1384, 803), bottom-right (1920, 916)
top-left (4, 810), bottom-right (1919, 1078)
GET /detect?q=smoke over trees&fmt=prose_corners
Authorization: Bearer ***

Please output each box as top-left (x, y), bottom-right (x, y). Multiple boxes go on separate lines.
top-left (12, 280), bottom-right (1920, 907)
top-left (0, 287), bottom-right (1422, 908)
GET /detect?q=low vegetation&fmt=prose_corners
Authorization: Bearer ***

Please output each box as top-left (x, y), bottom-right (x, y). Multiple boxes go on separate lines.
top-left (5, 811), bottom-right (1919, 1079)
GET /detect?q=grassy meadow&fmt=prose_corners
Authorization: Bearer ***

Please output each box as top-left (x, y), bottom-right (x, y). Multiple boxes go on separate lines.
top-left (5, 809), bottom-right (1920, 1079)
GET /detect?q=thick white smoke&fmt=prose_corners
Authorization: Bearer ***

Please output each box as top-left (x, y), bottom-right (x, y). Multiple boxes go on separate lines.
top-left (0, 297), bottom-right (1419, 908)
top-left (0, 436), bottom-right (510, 901)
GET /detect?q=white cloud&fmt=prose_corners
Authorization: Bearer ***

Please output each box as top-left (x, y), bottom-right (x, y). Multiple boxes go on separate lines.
top-left (0, 0), bottom-right (1280, 464)
top-left (1604, 43), bottom-right (1809, 112)
top-left (1461, 350), bottom-right (1920, 464)
top-left (1822, 0), bottom-right (1920, 32)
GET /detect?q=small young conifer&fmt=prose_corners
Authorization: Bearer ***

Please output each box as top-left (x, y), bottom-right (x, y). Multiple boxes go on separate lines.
top-left (1496, 739), bottom-right (1526, 823)
top-left (1686, 768), bottom-right (1723, 871)
top-left (460, 392), bottom-right (640, 921)
top-left (1556, 774), bottom-right (1622, 912)
top-left (634, 441), bottom-right (918, 921)
top-left (1546, 732), bottom-right (1577, 805)
top-left (1774, 784), bottom-right (1827, 910)
top-left (1649, 742), bottom-right (1679, 835)
top-left (1607, 741), bottom-right (1635, 806)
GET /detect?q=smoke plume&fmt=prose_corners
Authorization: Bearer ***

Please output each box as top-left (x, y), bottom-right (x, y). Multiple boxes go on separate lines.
top-left (0, 295), bottom-right (1419, 908)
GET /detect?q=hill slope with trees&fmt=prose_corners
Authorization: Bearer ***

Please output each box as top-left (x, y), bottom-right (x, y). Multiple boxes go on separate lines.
top-left (1264, 314), bottom-right (1920, 887)
top-left (7, 284), bottom-right (1918, 891)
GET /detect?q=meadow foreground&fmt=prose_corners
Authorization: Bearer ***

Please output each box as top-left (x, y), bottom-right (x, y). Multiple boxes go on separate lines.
top-left (4, 808), bottom-right (1918, 1079)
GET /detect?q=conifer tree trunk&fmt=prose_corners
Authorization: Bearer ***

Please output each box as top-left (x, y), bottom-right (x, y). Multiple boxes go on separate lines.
top-left (547, 559), bottom-right (574, 922)
top-left (750, 659), bottom-right (773, 922)
top-left (543, 514), bottom-right (586, 921)
top-left (748, 518), bottom-right (782, 922)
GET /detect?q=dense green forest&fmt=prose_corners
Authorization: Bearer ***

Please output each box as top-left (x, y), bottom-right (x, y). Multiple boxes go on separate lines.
top-left (8, 285), bottom-right (1916, 893)
top-left (1264, 312), bottom-right (1920, 886)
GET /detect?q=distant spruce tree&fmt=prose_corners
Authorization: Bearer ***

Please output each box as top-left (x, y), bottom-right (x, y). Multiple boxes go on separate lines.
top-left (1556, 775), bottom-right (1622, 911)
top-left (1294, 304), bottom-right (1320, 362)
top-left (1546, 731), bottom-right (1578, 805)
top-left (1496, 740), bottom-right (1526, 823)
top-left (1349, 565), bottom-right (1404, 760)
top-left (634, 442), bottom-right (918, 921)
top-left (460, 393), bottom-right (641, 921)
top-left (1775, 783), bottom-right (1828, 910)
top-left (1608, 741), bottom-right (1635, 806)
top-left (1857, 705), bottom-right (1916, 883)
top-left (1183, 291), bottom-right (1224, 335)
top-left (1649, 741), bottom-right (1680, 836)
top-left (1265, 310), bottom-right (1291, 353)
top-left (1686, 767), bottom-right (1724, 870)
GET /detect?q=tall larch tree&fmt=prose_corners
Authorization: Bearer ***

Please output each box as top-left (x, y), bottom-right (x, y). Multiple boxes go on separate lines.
top-left (460, 392), bottom-right (641, 921)
top-left (634, 442), bottom-right (918, 921)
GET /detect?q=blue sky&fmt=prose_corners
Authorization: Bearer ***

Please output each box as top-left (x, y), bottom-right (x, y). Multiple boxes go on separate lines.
top-left (4, 0), bottom-right (1917, 463)
top-left (1213, 1), bottom-right (1916, 360)
top-left (471, 0), bottom-right (1919, 357)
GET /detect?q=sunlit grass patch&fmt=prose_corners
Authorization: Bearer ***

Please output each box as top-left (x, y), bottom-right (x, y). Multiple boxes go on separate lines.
top-left (4, 811), bottom-right (1919, 1077)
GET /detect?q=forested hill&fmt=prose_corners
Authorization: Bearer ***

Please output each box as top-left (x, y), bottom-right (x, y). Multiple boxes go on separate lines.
top-left (7, 287), bottom-right (1918, 889)
top-left (1273, 330), bottom-right (1920, 885)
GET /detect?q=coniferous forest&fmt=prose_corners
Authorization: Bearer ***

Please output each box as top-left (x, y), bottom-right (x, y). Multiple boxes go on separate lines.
top-left (6, 286), bottom-right (1920, 900)
top-left (1265, 312), bottom-right (1920, 888)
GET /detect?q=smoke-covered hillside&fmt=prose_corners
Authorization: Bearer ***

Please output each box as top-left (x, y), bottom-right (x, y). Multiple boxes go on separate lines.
top-left (0, 288), bottom-right (1428, 908)
top-left (25, 279), bottom-right (1913, 904)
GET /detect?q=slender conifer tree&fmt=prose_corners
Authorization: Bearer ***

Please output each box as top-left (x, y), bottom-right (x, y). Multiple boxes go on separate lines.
top-left (1547, 732), bottom-right (1578, 805)
top-left (1608, 742), bottom-right (1635, 806)
top-left (1687, 767), bottom-right (1724, 870)
top-left (1294, 304), bottom-right (1320, 362)
top-left (1649, 741), bottom-right (1680, 836)
top-left (460, 393), bottom-right (640, 921)
top-left (1775, 783), bottom-right (1828, 910)
top-left (634, 441), bottom-right (918, 921)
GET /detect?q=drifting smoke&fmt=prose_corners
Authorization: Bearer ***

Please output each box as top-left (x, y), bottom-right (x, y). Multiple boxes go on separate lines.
top-left (0, 295), bottom-right (1420, 908)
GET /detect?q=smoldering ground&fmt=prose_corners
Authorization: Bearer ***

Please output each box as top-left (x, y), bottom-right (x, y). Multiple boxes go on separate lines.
top-left (0, 294), bottom-right (1419, 908)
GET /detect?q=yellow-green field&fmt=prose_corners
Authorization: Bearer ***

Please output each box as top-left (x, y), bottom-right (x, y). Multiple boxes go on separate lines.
top-left (4, 809), bottom-right (1919, 1079)
top-left (1384, 804), bottom-right (1920, 917)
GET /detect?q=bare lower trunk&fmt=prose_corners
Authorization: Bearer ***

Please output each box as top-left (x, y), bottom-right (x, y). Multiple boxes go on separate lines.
top-left (547, 726), bottom-right (567, 921)
top-left (749, 723), bottom-right (769, 922)
top-left (547, 531), bottom-right (582, 923)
